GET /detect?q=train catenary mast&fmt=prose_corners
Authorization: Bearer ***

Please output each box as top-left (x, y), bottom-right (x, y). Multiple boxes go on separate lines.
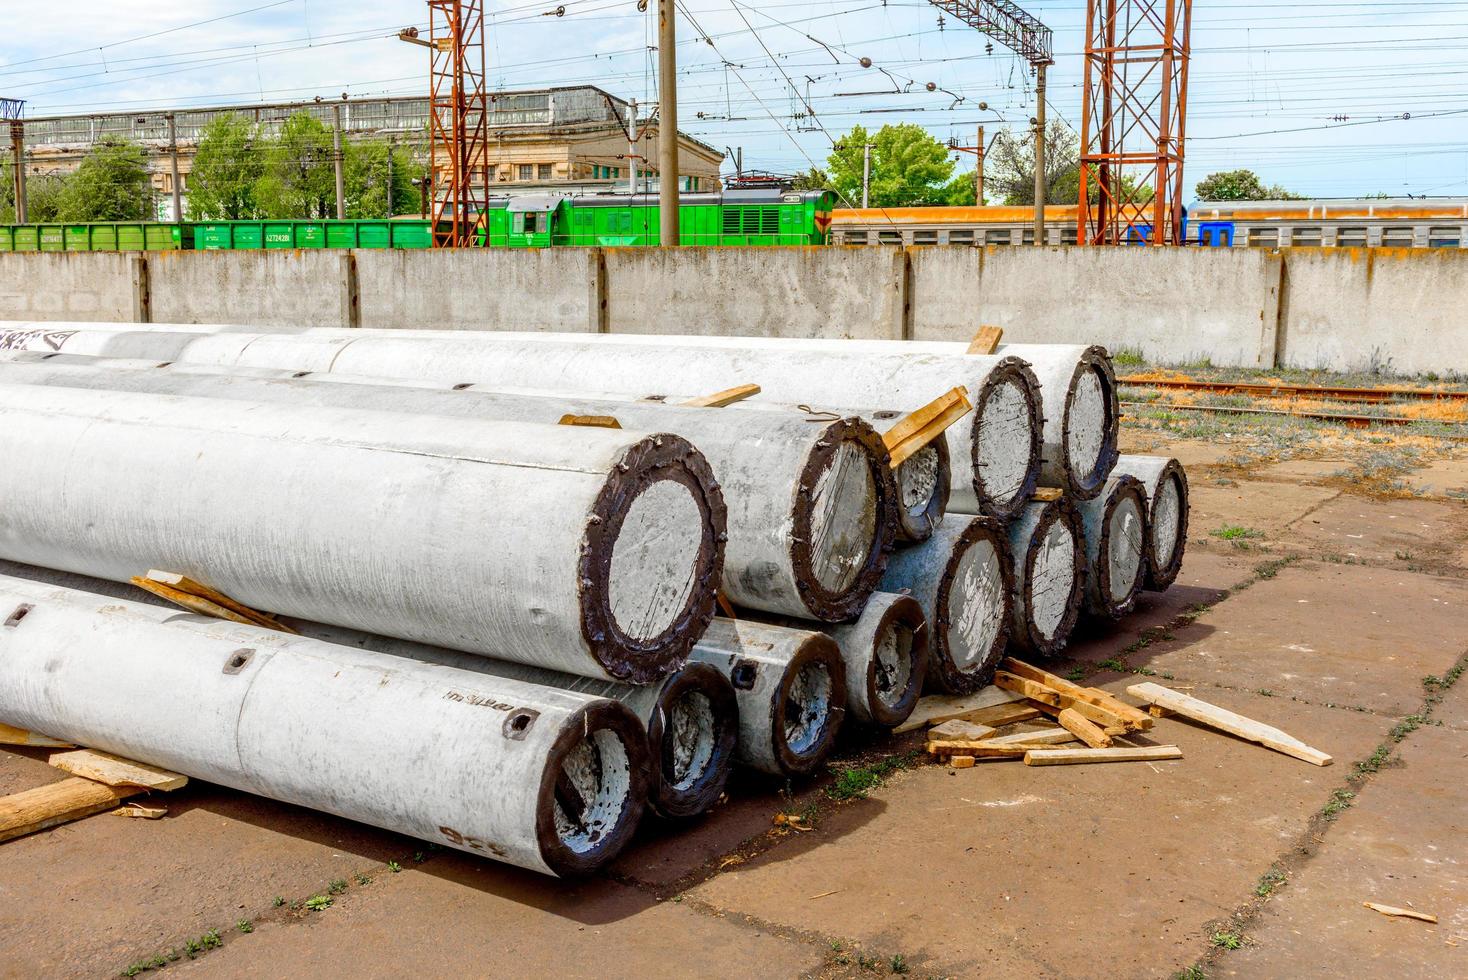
top-left (1077, 0), bottom-right (1193, 247)
top-left (426, 0), bottom-right (489, 248)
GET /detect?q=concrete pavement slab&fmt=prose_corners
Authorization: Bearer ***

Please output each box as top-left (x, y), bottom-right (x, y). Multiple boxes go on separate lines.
top-left (688, 692), bottom-right (1387, 979)
top-left (1129, 562), bottom-right (1468, 717)
top-left (1222, 723), bottom-right (1468, 979)
top-left (1281, 495), bottom-right (1468, 570)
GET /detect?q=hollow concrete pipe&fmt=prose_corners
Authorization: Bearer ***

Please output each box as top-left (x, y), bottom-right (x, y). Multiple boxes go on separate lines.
top-left (0, 357), bottom-right (888, 622)
top-left (0, 324), bottom-right (1043, 522)
top-left (1075, 475), bottom-right (1149, 619)
top-left (1005, 498), bottom-right (1088, 658)
top-left (0, 382), bottom-right (725, 684)
top-left (287, 621), bottom-right (737, 821)
top-left (747, 591), bottom-right (928, 729)
top-left (1112, 455), bottom-right (1190, 592)
top-left (877, 517), bottom-right (1013, 694)
top-left (0, 575), bottom-right (650, 876)
top-left (689, 618), bottom-right (846, 778)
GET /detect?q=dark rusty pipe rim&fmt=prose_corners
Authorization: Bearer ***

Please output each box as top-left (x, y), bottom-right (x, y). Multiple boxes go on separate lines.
top-left (926, 515), bottom-right (1014, 695)
top-left (861, 592), bottom-right (930, 729)
top-left (1057, 346), bottom-right (1121, 501)
top-left (893, 432), bottom-right (951, 544)
top-left (1015, 499), bottom-right (1088, 658)
top-left (645, 661), bottom-right (738, 819)
top-left (769, 633), bottom-right (847, 778)
top-left (970, 357), bottom-right (1045, 522)
top-left (534, 699), bottom-right (651, 877)
top-left (1144, 458), bottom-right (1190, 593)
top-left (580, 433), bottom-right (727, 685)
top-left (788, 416), bottom-right (899, 622)
top-left (1091, 475), bottom-right (1148, 620)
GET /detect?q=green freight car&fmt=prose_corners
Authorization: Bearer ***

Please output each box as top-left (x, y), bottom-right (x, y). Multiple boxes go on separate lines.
top-left (479, 189), bottom-right (836, 247)
top-left (0, 219), bottom-right (432, 252)
top-left (0, 222), bottom-right (192, 252)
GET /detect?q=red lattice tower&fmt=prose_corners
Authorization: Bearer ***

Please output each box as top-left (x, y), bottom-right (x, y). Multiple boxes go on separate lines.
top-left (1077, 0), bottom-right (1192, 246)
top-left (428, 0), bottom-right (488, 247)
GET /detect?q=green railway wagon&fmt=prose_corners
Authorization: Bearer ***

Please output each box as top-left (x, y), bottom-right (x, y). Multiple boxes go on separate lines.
top-left (0, 222), bottom-right (190, 252)
top-left (478, 189), bottom-right (835, 248)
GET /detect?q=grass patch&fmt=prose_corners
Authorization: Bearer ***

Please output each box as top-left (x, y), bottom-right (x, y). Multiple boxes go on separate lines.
top-left (825, 752), bottom-right (917, 802)
top-left (1113, 347), bottom-right (1146, 368)
top-left (1210, 931), bottom-right (1243, 951)
top-left (1255, 868), bottom-right (1286, 897)
top-left (1174, 967), bottom-right (1207, 980)
top-left (1354, 744), bottom-right (1391, 776)
top-left (304, 895), bottom-right (332, 912)
top-left (1322, 788), bottom-right (1355, 820)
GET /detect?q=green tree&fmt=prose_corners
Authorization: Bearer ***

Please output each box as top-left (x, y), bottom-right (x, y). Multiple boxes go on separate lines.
top-left (986, 121), bottom-right (1081, 206)
top-left (188, 113), bottom-right (265, 220)
top-left (941, 170), bottom-right (978, 206)
top-left (53, 138), bottom-right (152, 221)
top-left (1, 173), bottom-right (66, 222)
top-left (343, 139), bottom-right (418, 218)
top-left (827, 124), bottom-right (955, 207)
top-left (253, 112), bottom-right (335, 218)
top-left (790, 167), bottom-right (832, 192)
top-left (1195, 169), bottom-right (1301, 201)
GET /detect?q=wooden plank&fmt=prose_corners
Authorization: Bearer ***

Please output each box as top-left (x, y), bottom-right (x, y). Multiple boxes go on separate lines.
top-left (0, 722), bottom-right (73, 748)
top-left (893, 686), bottom-right (1026, 734)
top-left (1126, 682), bottom-right (1333, 767)
top-left (1149, 705), bottom-right (1174, 719)
top-left (130, 577), bottom-right (269, 631)
top-left (881, 387), bottom-right (973, 470)
top-left (1362, 902), bottom-right (1437, 923)
top-left (966, 325), bottom-right (1004, 355)
top-left (0, 777), bottom-right (140, 843)
top-left (681, 383), bottom-right (761, 408)
top-left (1001, 658), bottom-right (1155, 730)
top-left (927, 719), bottom-right (996, 742)
top-left (558, 414), bottom-right (622, 429)
top-left (993, 671), bottom-right (1132, 731)
top-left (144, 570), bottom-right (296, 634)
top-left (926, 741), bottom-right (1043, 758)
top-left (1023, 746), bottom-right (1183, 767)
top-left (113, 804), bottom-right (168, 820)
top-left (1031, 488), bottom-right (1064, 502)
top-left (985, 727), bottom-right (1076, 747)
top-left (949, 755), bottom-right (976, 769)
top-left (49, 749), bottom-right (188, 791)
top-left (1058, 708), bottom-right (1114, 748)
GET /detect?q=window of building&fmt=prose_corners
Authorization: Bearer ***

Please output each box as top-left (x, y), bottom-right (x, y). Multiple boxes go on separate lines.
top-left (518, 164), bottom-right (534, 181)
top-left (1021, 228), bottom-right (1035, 245)
top-left (538, 163), bottom-right (553, 180)
top-left (1336, 226), bottom-right (1367, 247)
top-left (1246, 227), bottom-right (1278, 248)
top-left (985, 230), bottom-right (1011, 246)
top-left (912, 230), bottom-right (938, 245)
top-left (1429, 226), bottom-right (1462, 248)
top-left (1382, 226), bottom-right (1416, 247)
top-left (948, 229), bottom-right (975, 245)
top-left (877, 230), bottom-right (901, 244)
top-left (1290, 227), bottom-right (1322, 247)
top-left (1061, 227), bottom-right (1078, 245)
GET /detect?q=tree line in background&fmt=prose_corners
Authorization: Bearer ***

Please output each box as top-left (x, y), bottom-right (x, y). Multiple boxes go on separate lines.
top-left (1, 111), bottom-right (420, 224)
top-left (794, 123), bottom-right (1305, 208)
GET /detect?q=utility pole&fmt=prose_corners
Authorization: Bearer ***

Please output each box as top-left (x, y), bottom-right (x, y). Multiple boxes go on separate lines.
top-left (332, 102), bottom-right (346, 220)
top-left (976, 124), bottom-right (985, 204)
top-left (627, 99), bottom-right (639, 194)
top-left (1032, 63), bottom-right (1046, 245)
top-left (861, 143), bottom-right (872, 208)
top-left (656, 0), bottom-right (680, 244)
top-left (8, 121), bottom-right (24, 224)
top-left (386, 135), bottom-right (395, 218)
top-left (166, 113), bottom-right (182, 222)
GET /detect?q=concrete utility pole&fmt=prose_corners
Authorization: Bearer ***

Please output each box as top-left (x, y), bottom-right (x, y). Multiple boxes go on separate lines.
top-left (386, 136), bottom-right (395, 218)
top-left (976, 124), bottom-right (985, 204)
top-left (331, 103), bottom-right (346, 220)
top-left (166, 114), bottom-right (182, 222)
top-left (1032, 63), bottom-right (1047, 246)
top-left (9, 121), bottom-right (25, 224)
top-left (861, 143), bottom-right (872, 208)
top-left (657, 0), bottom-right (679, 244)
top-left (627, 99), bottom-right (639, 195)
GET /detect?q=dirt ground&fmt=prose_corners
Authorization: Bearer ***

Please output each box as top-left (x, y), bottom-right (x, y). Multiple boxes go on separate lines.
top-left (1, 406), bottom-right (1465, 980)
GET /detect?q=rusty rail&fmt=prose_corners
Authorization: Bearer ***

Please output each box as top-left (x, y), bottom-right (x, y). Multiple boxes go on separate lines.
top-left (1118, 377), bottom-right (1468, 405)
top-left (1120, 400), bottom-right (1468, 433)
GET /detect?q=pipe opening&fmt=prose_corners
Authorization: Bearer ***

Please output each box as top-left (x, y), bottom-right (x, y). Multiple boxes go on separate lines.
top-left (975, 376), bottom-right (1035, 512)
top-left (782, 659), bottom-right (835, 758)
top-left (1153, 474), bottom-right (1183, 578)
top-left (871, 620), bottom-right (915, 713)
top-left (730, 660), bottom-right (758, 690)
top-left (1029, 511), bottom-right (1079, 645)
top-left (943, 532), bottom-right (1006, 678)
top-left (1106, 493), bottom-right (1147, 607)
top-left (4, 603), bottom-right (33, 628)
top-left (552, 727), bottom-right (634, 856)
top-left (503, 708), bottom-right (539, 740)
top-left (895, 441), bottom-right (947, 541)
top-left (607, 479), bottom-right (706, 643)
top-left (1066, 365), bottom-right (1110, 488)
top-left (807, 440), bottom-right (878, 596)
top-left (664, 690), bottom-right (716, 793)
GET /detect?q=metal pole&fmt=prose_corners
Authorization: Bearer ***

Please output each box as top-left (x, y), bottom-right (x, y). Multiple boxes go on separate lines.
top-left (861, 143), bottom-right (871, 208)
top-left (166, 113), bottom-right (182, 222)
top-left (976, 124), bottom-right (985, 204)
top-left (626, 98), bottom-right (638, 195)
top-left (332, 103), bottom-right (346, 220)
top-left (386, 136), bottom-right (394, 218)
top-left (1033, 63), bottom-right (1047, 246)
top-left (9, 121), bottom-right (25, 224)
top-left (656, 0), bottom-right (680, 245)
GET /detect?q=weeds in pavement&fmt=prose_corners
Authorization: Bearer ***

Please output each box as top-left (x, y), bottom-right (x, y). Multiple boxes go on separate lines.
top-left (1209, 931), bottom-right (1243, 951)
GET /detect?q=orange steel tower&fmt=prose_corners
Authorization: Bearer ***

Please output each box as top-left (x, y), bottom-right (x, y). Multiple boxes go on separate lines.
top-left (1077, 0), bottom-right (1192, 246)
top-left (427, 0), bottom-right (488, 247)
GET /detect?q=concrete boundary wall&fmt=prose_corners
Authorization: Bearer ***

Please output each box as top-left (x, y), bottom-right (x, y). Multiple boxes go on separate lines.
top-left (0, 246), bottom-right (1463, 375)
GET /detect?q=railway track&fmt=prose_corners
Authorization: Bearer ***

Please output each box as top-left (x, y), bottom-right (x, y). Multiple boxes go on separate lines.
top-left (1118, 376), bottom-right (1468, 404)
top-left (1120, 400), bottom-right (1468, 435)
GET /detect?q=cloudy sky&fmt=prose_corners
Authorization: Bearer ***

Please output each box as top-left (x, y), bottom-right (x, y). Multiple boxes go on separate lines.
top-left (6, 0), bottom-right (1468, 199)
